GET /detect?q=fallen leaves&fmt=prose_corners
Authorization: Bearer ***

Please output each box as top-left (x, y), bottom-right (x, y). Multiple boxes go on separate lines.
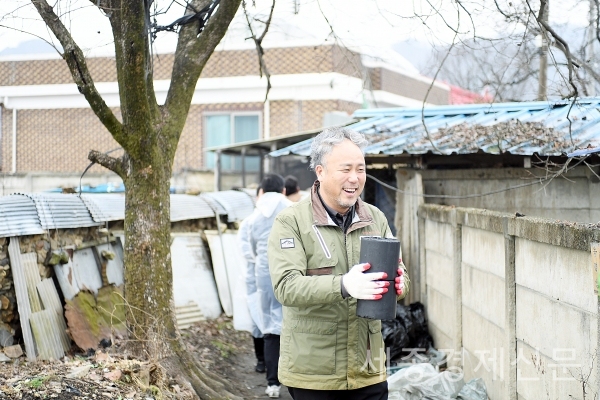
top-left (407, 120), bottom-right (573, 153)
top-left (3, 344), bottom-right (23, 359)
top-left (0, 351), bottom-right (192, 399)
top-left (0, 315), bottom-right (256, 399)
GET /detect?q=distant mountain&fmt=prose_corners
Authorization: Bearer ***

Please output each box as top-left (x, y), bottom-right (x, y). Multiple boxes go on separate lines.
top-left (392, 40), bottom-right (434, 74)
top-left (0, 39), bottom-right (58, 56)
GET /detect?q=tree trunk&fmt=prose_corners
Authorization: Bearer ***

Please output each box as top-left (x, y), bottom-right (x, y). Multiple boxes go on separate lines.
top-left (32, 0), bottom-right (244, 397)
top-left (121, 146), bottom-right (241, 399)
top-left (123, 153), bottom-right (176, 359)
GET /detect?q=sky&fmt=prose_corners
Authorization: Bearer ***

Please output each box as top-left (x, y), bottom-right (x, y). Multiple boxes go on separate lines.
top-left (0, 0), bottom-right (438, 54)
top-left (0, 0), bottom-right (593, 68)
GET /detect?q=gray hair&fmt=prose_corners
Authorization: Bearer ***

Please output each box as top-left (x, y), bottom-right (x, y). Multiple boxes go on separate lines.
top-left (309, 127), bottom-right (368, 170)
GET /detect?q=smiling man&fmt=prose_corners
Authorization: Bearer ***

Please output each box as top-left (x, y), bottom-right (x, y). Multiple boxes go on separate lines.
top-left (268, 127), bottom-right (410, 400)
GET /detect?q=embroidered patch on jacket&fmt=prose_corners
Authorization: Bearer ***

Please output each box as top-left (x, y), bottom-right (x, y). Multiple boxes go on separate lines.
top-left (280, 238), bottom-right (295, 249)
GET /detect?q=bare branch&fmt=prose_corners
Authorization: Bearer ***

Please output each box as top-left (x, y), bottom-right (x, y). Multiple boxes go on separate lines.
top-left (163, 0), bottom-right (242, 143)
top-left (242, 0), bottom-right (274, 101)
top-left (424, 0), bottom-right (467, 35)
top-left (30, 0), bottom-right (124, 143)
top-left (0, 24), bottom-right (62, 53)
top-left (529, 0), bottom-right (578, 98)
top-left (256, 1), bottom-right (274, 43)
top-left (420, 4), bottom-right (463, 155)
top-left (455, 0), bottom-right (476, 37)
top-left (88, 150), bottom-right (127, 178)
top-left (569, 51), bottom-right (600, 84)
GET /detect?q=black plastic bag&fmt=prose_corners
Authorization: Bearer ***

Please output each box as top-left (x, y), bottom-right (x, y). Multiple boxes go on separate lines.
top-left (382, 318), bottom-right (409, 360)
top-left (408, 302), bottom-right (434, 350)
top-left (383, 302), bottom-right (434, 362)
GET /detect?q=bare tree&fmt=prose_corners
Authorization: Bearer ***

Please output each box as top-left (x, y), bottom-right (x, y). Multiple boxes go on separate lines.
top-left (27, 1), bottom-right (243, 398)
top-left (4, 0), bottom-right (598, 397)
top-left (413, 0), bottom-right (599, 102)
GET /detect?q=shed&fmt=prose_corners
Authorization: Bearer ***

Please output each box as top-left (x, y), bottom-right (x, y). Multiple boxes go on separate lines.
top-left (264, 99), bottom-right (600, 400)
top-left (0, 190), bottom-right (255, 360)
top-left (267, 98), bottom-right (600, 303)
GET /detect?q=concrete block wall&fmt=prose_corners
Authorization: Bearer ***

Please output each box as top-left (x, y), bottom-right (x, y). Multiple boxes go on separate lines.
top-left (461, 226), bottom-right (508, 399)
top-left (514, 239), bottom-right (597, 400)
top-left (421, 218), bottom-right (457, 357)
top-left (418, 204), bottom-right (599, 400)
top-left (420, 167), bottom-right (600, 224)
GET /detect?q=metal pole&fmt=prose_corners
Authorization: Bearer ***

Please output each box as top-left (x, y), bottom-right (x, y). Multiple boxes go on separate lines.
top-left (241, 147), bottom-right (247, 188)
top-left (259, 151), bottom-right (264, 182)
top-left (269, 143), bottom-right (277, 174)
top-left (215, 150), bottom-right (222, 191)
top-left (264, 99), bottom-right (270, 140)
top-left (12, 109), bottom-right (17, 173)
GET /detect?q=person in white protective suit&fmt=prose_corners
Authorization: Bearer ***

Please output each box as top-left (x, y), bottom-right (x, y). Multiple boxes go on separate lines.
top-left (237, 186), bottom-right (265, 373)
top-left (247, 174), bottom-right (291, 398)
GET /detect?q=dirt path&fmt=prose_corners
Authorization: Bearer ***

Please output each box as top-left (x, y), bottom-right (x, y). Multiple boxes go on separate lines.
top-left (229, 351), bottom-right (293, 399)
top-left (183, 316), bottom-right (293, 399)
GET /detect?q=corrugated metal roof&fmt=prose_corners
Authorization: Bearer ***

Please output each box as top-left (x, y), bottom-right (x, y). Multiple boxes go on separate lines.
top-left (0, 195), bottom-right (44, 237)
top-left (80, 194), bottom-right (125, 222)
top-left (567, 146), bottom-right (600, 157)
top-left (198, 194), bottom-right (227, 216)
top-left (0, 191), bottom-right (240, 238)
top-left (269, 98), bottom-right (600, 158)
top-left (200, 190), bottom-right (255, 222)
top-left (79, 194), bottom-right (220, 222)
top-left (171, 195), bottom-right (217, 222)
top-left (26, 193), bottom-right (100, 230)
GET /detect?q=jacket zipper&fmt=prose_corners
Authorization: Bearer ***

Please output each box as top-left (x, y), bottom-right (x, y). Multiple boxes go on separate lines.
top-left (312, 225), bottom-right (332, 259)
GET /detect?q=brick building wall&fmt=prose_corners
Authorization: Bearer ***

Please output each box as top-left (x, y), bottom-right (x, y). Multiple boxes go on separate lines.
top-left (381, 68), bottom-right (449, 105)
top-left (176, 100), bottom-right (359, 171)
top-left (0, 44), bottom-right (448, 174)
top-left (368, 68), bottom-right (381, 91)
top-left (1, 107), bottom-right (10, 170)
top-left (1, 99), bottom-right (356, 173)
top-left (0, 57), bottom-right (118, 86)
top-left (174, 102), bottom-right (264, 173)
top-left (331, 46), bottom-right (363, 79)
top-left (269, 100), bottom-right (301, 137)
top-left (1, 107), bottom-right (122, 173)
top-left (0, 45), bottom-right (360, 86)
top-left (268, 99), bottom-right (360, 137)
top-left (369, 68), bottom-right (449, 105)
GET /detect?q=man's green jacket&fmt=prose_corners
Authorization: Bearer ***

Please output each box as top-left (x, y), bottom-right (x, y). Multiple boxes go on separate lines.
top-left (267, 182), bottom-right (410, 390)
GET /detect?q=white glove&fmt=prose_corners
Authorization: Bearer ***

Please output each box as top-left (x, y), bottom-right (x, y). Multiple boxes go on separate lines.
top-left (342, 263), bottom-right (389, 300)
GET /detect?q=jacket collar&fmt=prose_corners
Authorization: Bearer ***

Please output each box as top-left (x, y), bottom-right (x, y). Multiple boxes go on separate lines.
top-left (310, 180), bottom-right (374, 229)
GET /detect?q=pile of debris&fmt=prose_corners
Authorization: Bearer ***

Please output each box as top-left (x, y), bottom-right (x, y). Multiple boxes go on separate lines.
top-left (0, 348), bottom-right (196, 399)
top-left (0, 316), bottom-right (255, 399)
top-left (383, 303), bottom-right (488, 400)
top-left (0, 237), bottom-right (18, 353)
top-left (0, 233), bottom-right (127, 363)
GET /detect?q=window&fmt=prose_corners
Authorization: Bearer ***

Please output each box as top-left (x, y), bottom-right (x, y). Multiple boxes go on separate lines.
top-left (204, 113), bottom-right (261, 172)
